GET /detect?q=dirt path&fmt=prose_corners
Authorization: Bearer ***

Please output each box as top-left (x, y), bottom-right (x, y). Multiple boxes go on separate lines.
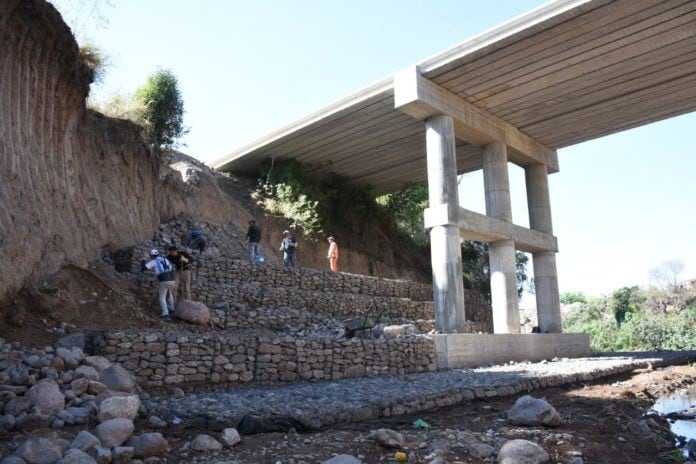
top-left (153, 364), bottom-right (695, 463)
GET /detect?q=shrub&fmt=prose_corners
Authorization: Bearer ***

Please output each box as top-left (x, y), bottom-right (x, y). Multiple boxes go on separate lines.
top-left (560, 291), bottom-right (586, 304)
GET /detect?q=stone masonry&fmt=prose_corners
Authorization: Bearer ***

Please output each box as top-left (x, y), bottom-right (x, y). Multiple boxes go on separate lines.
top-left (93, 330), bottom-right (437, 388)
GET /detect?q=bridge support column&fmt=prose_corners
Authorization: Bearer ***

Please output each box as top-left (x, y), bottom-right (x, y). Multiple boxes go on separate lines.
top-left (526, 164), bottom-right (562, 333)
top-left (425, 115), bottom-right (467, 333)
top-left (483, 143), bottom-right (520, 334)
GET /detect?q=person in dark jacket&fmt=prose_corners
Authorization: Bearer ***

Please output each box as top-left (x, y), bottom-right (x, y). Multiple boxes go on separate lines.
top-left (168, 246), bottom-right (194, 300)
top-left (246, 219), bottom-right (262, 262)
top-left (187, 229), bottom-right (207, 253)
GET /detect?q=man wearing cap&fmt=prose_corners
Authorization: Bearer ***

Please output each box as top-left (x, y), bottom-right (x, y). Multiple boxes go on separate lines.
top-left (279, 230), bottom-right (297, 268)
top-left (140, 249), bottom-right (176, 320)
top-left (168, 246), bottom-right (194, 300)
top-left (327, 236), bottom-right (339, 272)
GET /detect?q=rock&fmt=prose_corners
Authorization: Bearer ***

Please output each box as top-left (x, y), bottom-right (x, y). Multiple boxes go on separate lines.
top-left (83, 356), bottom-right (111, 371)
top-left (171, 387), bottom-right (185, 399)
top-left (469, 443), bottom-right (496, 458)
top-left (99, 365), bottom-right (136, 393)
top-left (86, 446), bottom-right (111, 464)
top-left (1, 457), bottom-right (28, 464)
top-left (56, 333), bottom-right (86, 351)
top-left (14, 437), bottom-right (63, 464)
top-left (191, 434), bottom-right (223, 451)
top-left (51, 418), bottom-right (65, 429)
top-left (382, 324), bottom-right (417, 339)
top-left (95, 389), bottom-right (130, 405)
top-left (58, 404), bottom-right (97, 425)
top-left (95, 418), bottom-right (135, 448)
top-left (98, 395), bottom-right (140, 422)
top-left (507, 395), bottom-right (561, 427)
top-left (70, 431), bottom-right (101, 452)
top-left (57, 449), bottom-right (96, 464)
top-left (74, 366), bottom-right (100, 381)
top-left (427, 458), bottom-right (447, 464)
top-left (25, 379), bottom-right (65, 415)
top-left (111, 447), bottom-right (134, 464)
top-left (70, 378), bottom-right (90, 396)
top-left (4, 397), bottom-right (32, 416)
top-left (176, 300), bottom-right (211, 326)
top-left (16, 412), bottom-right (52, 431)
top-left (0, 413), bottom-right (16, 431)
top-left (87, 381), bottom-right (107, 395)
top-left (369, 428), bottom-right (405, 449)
top-left (126, 433), bottom-right (170, 458)
top-left (56, 347), bottom-right (80, 369)
top-left (221, 428), bottom-right (241, 447)
top-left (148, 416), bottom-right (167, 429)
top-left (569, 458), bottom-right (583, 464)
top-left (322, 455), bottom-right (363, 464)
top-left (498, 439), bottom-right (550, 464)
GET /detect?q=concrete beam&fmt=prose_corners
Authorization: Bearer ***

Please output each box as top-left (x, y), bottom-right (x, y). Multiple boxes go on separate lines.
top-left (424, 204), bottom-right (558, 253)
top-left (394, 66), bottom-right (559, 173)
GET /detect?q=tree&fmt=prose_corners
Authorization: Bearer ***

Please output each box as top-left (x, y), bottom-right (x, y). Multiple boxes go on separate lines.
top-left (133, 69), bottom-right (187, 148)
top-left (377, 183), bottom-right (429, 245)
top-left (649, 260), bottom-right (685, 293)
top-left (610, 286), bottom-right (642, 326)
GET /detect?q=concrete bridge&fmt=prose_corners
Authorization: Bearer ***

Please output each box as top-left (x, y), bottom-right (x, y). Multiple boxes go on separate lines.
top-left (212, 0), bottom-right (696, 362)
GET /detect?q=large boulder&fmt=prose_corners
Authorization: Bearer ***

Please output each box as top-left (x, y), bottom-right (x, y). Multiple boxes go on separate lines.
top-left (95, 418), bottom-right (134, 448)
top-left (70, 431), bottom-right (101, 452)
top-left (126, 433), bottom-right (170, 458)
top-left (74, 366), bottom-right (99, 381)
top-left (25, 379), bottom-right (65, 415)
top-left (220, 428), bottom-right (241, 447)
top-left (322, 455), bottom-right (363, 464)
top-left (14, 437), bottom-right (63, 464)
top-left (498, 439), bottom-right (550, 464)
top-left (191, 434), bottom-right (223, 452)
top-left (381, 324), bottom-right (417, 339)
top-left (507, 395), bottom-right (562, 427)
top-left (176, 300), bottom-right (211, 326)
top-left (97, 395), bottom-right (140, 422)
top-left (57, 449), bottom-right (96, 464)
top-left (83, 356), bottom-right (111, 371)
top-left (58, 404), bottom-right (97, 425)
top-left (98, 365), bottom-right (136, 393)
top-left (368, 429), bottom-right (404, 449)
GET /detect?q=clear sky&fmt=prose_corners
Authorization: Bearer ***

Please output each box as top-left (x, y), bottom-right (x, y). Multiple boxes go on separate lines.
top-left (51, 0), bottom-right (696, 297)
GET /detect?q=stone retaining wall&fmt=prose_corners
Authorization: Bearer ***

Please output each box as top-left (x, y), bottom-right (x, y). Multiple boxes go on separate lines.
top-left (93, 331), bottom-right (437, 388)
top-left (124, 248), bottom-right (493, 332)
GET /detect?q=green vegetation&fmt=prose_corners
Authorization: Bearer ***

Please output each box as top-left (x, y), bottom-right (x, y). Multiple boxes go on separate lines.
top-left (563, 285), bottom-right (696, 352)
top-left (252, 158), bottom-right (530, 293)
top-left (132, 69), bottom-right (187, 148)
top-left (560, 291), bottom-right (586, 304)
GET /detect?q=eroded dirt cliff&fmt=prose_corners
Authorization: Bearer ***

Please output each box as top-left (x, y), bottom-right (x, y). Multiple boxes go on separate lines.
top-left (0, 0), bottom-right (430, 314)
top-left (0, 1), bottom-right (247, 307)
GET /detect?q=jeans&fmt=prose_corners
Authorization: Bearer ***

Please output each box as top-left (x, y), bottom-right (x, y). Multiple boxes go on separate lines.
top-left (248, 242), bottom-right (260, 261)
top-left (175, 269), bottom-right (191, 300)
top-left (158, 280), bottom-right (176, 316)
top-left (283, 252), bottom-right (296, 268)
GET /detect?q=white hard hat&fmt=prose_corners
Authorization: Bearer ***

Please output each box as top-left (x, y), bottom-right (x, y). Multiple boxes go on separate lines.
top-left (150, 249), bottom-right (159, 256)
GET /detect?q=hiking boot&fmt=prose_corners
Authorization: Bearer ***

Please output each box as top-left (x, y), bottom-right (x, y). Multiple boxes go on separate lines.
top-left (161, 315), bottom-right (170, 321)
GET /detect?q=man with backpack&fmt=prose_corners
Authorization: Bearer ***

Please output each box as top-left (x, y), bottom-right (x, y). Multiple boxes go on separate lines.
top-left (141, 249), bottom-right (176, 320)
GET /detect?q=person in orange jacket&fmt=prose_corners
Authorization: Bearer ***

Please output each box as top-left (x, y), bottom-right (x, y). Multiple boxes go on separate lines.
top-left (327, 236), bottom-right (339, 272)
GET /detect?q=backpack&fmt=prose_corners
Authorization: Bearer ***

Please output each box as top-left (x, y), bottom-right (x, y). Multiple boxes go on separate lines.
top-left (156, 257), bottom-right (174, 282)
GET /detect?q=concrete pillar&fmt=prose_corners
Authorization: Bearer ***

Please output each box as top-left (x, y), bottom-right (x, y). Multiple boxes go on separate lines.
top-left (525, 164), bottom-right (562, 333)
top-left (425, 115), bottom-right (467, 333)
top-left (483, 143), bottom-right (520, 334)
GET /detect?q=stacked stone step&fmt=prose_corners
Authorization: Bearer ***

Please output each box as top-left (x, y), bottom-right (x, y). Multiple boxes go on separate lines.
top-left (115, 242), bottom-right (493, 333)
top-left (92, 330), bottom-right (437, 388)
